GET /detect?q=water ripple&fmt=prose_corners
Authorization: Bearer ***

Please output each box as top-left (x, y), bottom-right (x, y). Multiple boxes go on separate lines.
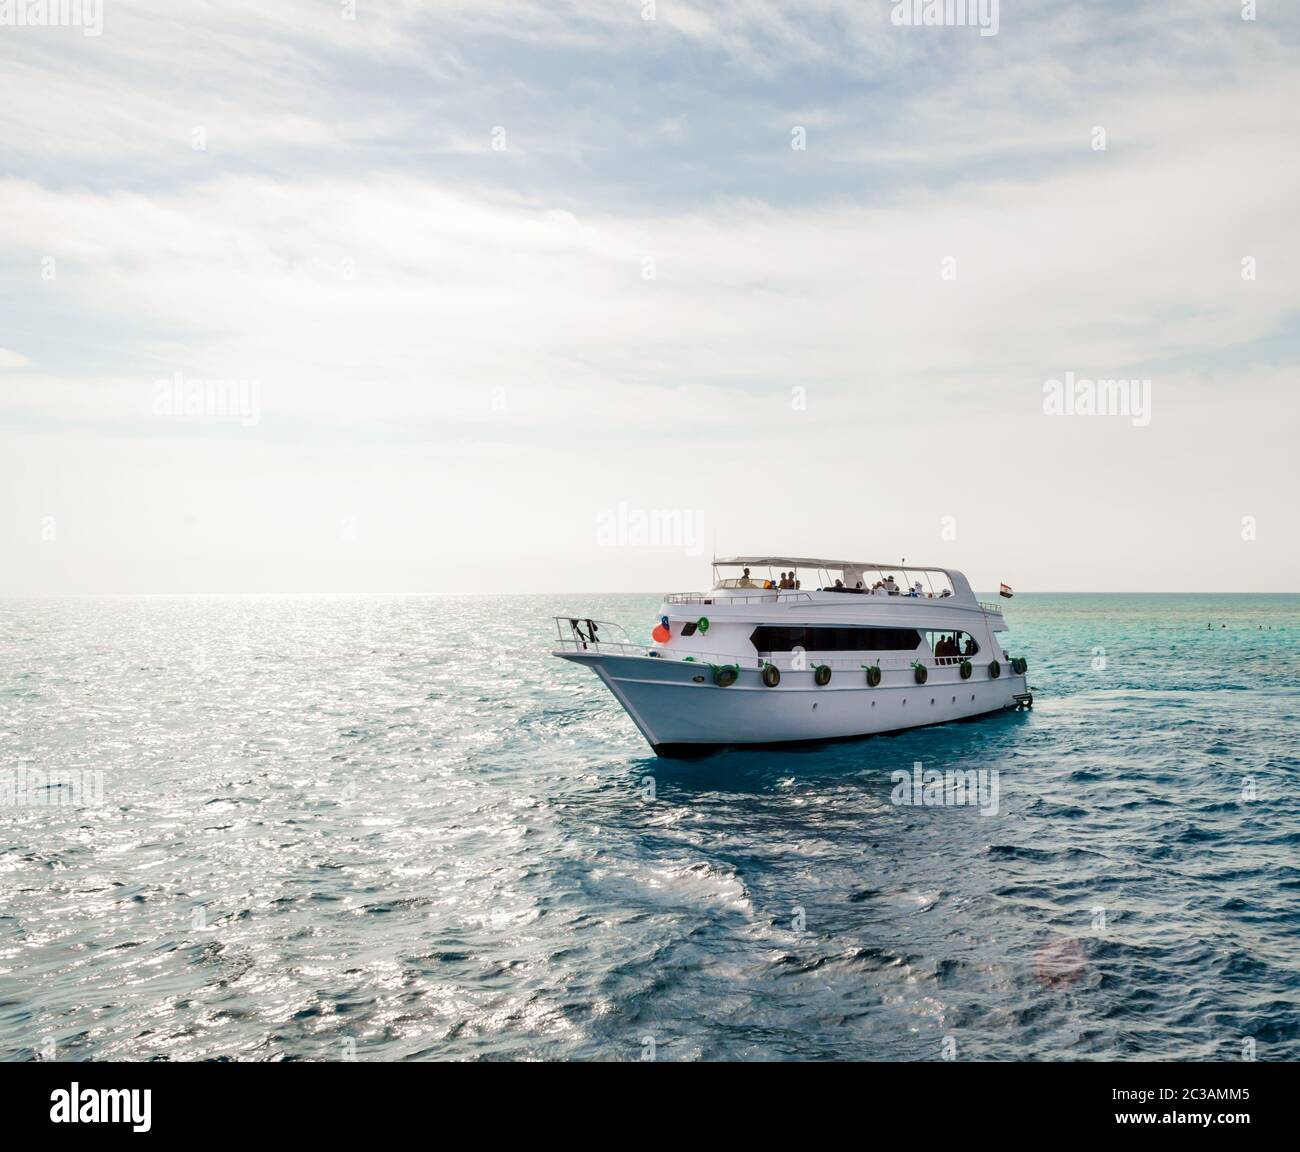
top-left (0, 593), bottom-right (1297, 1061)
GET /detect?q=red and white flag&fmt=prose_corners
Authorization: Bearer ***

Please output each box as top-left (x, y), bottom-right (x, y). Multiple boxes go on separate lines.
top-left (999, 582), bottom-right (1013, 598)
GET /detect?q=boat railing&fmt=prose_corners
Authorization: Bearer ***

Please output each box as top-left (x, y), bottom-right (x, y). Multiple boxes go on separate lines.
top-left (667, 590), bottom-right (1002, 611)
top-left (663, 590), bottom-right (814, 605)
top-left (552, 618), bottom-right (755, 664)
top-left (553, 616), bottom-right (639, 651)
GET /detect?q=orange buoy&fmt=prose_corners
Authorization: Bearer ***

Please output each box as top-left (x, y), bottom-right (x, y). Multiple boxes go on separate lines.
top-left (652, 624), bottom-right (671, 643)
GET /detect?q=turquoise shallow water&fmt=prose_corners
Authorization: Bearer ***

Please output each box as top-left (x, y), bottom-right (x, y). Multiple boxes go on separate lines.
top-left (1, 593), bottom-right (1297, 1061)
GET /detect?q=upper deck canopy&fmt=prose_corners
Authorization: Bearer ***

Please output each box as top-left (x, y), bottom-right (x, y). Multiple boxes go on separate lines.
top-left (715, 556), bottom-right (957, 576)
top-left (713, 556), bottom-right (980, 606)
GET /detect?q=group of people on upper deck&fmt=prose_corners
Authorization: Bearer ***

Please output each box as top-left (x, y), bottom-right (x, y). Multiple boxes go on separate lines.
top-left (734, 567), bottom-right (953, 598)
top-left (736, 568), bottom-right (803, 590)
top-left (825, 576), bottom-right (952, 598)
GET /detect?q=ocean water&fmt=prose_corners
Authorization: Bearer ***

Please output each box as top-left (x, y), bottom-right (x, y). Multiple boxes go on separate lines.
top-left (1, 593), bottom-right (1297, 1062)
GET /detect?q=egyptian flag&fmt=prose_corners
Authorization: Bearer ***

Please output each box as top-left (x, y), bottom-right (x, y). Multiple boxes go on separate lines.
top-left (999, 583), bottom-right (1013, 598)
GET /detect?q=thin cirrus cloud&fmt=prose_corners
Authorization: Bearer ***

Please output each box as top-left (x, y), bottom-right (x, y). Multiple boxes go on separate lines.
top-left (0, 1), bottom-right (1296, 593)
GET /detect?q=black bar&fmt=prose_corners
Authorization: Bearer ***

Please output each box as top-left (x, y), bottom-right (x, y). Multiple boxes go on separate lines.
top-left (4, 1059), bottom-right (1292, 1139)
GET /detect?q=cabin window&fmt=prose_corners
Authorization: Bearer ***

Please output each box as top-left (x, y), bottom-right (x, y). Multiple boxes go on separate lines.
top-left (749, 626), bottom-right (922, 652)
top-left (925, 631), bottom-right (978, 663)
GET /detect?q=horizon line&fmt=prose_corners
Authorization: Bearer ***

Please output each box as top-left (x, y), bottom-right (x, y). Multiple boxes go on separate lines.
top-left (1, 590), bottom-right (1298, 599)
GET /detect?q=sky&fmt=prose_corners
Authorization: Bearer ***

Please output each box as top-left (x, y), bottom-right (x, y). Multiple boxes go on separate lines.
top-left (1, 0), bottom-right (1297, 594)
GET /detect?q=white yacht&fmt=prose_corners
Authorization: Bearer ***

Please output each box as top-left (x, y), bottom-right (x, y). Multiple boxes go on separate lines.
top-left (553, 556), bottom-right (1031, 757)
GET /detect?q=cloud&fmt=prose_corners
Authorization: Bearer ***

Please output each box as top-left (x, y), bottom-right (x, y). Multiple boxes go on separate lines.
top-left (2, 58), bottom-right (1296, 425)
top-left (1, 0), bottom-right (1297, 591)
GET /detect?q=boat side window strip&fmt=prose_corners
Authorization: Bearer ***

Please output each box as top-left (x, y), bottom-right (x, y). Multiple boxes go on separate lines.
top-left (749, 626), bottom-right (922, 653)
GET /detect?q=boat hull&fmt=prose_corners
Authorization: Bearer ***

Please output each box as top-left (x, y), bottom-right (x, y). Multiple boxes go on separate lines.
top-left (556, 650), bottom-right (1030, 757)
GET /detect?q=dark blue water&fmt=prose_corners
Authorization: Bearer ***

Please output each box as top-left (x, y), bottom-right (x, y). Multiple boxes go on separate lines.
top-left (1, 594), bottom-right (1297, 1060)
